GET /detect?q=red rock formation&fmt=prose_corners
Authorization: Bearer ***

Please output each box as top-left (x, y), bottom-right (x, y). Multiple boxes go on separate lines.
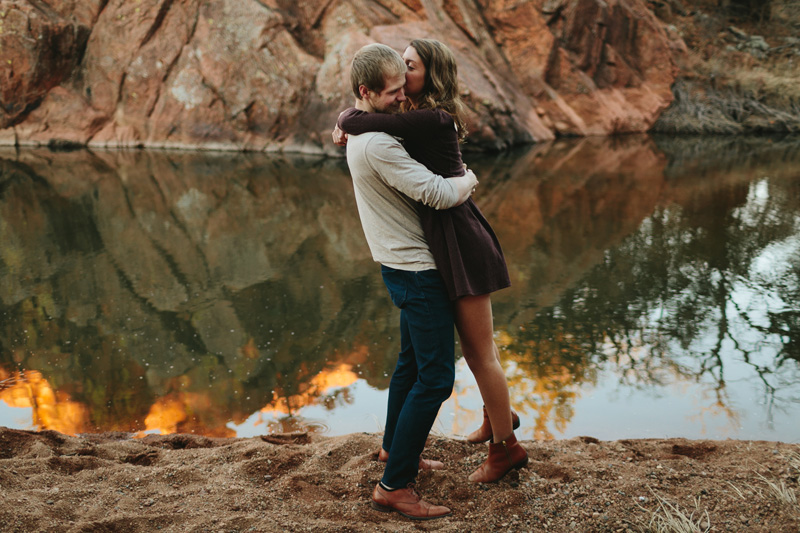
top-left (0, 1), bottom-right (91, 131)
top-left (0, 0), bottom-right (680, 152)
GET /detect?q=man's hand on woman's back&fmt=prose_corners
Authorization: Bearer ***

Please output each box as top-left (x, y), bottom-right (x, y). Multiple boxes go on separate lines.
top-left (451, 169), bottom-right (478, 206)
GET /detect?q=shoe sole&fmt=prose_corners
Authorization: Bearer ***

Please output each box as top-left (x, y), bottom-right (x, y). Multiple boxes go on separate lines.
top-left (370, 501), bottom-right (451, 521)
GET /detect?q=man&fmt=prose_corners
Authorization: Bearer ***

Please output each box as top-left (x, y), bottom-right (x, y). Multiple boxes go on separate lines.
top-left (335, 43), bottom-right (477, 520)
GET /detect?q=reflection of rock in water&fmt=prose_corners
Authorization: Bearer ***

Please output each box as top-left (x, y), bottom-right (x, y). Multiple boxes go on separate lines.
top-left (0, 149), bottom-right (398, 435)
top-left (653, 134), bottom-right (800, 178)
top-left (473, 135), bottom-right (800, 440)
top-left (3, 139), bottom-right (800, 439)
top-left (470, 135), bottom-right (668, 321)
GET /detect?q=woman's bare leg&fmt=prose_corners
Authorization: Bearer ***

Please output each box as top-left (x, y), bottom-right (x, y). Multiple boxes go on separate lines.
top-left (455, 294), bottom-right (513, 443)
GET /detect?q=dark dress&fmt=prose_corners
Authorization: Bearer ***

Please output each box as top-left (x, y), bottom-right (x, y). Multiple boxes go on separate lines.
top-left (338, 108), bottom-right (510, 301)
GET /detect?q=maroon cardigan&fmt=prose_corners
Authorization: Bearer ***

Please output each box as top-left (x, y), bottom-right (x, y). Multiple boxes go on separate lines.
top-left (339, 107), bottom-right (510, 300)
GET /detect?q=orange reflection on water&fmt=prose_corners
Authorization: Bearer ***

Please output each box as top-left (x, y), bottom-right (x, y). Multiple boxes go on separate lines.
top-left (141, 391), bottom-right (235, 438)
top-left (495, 330), bottom-right (583, 441)
top-left (0, 369), bottom-right (90, 435)
top-left (137, 362), bottom-right (361, 437)
top-left (261, 363), bottom-right (360, 417)
top-left (2, 353), bottom-right (364, 438)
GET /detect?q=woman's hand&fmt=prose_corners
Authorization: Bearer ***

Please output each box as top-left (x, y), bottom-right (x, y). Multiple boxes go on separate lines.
top-left (332, 124), bottom-right (348, 146)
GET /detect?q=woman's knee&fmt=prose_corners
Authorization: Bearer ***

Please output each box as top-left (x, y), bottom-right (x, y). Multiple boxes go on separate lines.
top-left (462, 343), bottom-right (498, 371)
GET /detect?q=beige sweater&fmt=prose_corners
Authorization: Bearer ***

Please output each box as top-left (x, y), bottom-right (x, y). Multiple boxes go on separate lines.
top-left (346, 132), bottom-right (461, 271)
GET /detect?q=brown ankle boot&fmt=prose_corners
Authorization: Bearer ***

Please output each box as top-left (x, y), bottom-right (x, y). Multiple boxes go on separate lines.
top-left (468, 433), bottom-right (528, 483)
top-left (466, 407), bottom-right (521, 444)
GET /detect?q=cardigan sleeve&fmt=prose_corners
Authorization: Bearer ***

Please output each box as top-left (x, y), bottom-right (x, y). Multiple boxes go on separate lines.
top-left (338, 108), bottom-right (452, 139)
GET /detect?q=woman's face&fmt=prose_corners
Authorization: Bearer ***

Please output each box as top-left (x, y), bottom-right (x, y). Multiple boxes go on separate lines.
top-left (402, 46), bottom-right (426, 99)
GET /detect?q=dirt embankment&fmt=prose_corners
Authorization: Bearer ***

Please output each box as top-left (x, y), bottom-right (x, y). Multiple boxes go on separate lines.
top-left (1, 427), bottom-right (798, 532)
top-left (652, 0), bottom-right (800, 134)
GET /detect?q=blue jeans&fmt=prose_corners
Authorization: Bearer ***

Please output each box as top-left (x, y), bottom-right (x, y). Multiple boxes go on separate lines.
top-left (380, 265), bottom-right (455, 488)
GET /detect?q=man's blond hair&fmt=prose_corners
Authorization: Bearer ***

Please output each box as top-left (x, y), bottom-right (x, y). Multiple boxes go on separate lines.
top-left (350, 43), bottom-right (406, 99)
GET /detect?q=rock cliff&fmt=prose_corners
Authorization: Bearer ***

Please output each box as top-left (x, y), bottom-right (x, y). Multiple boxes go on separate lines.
top-left (0, 0), bottom-right (678, 152)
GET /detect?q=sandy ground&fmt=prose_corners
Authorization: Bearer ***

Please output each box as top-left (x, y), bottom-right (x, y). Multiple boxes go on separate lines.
top-left (0, 427), bottom-right (798, 532)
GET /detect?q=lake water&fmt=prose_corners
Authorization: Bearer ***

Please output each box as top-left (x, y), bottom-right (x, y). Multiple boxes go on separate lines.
top-left (1, 135), bottom-right (799, 443)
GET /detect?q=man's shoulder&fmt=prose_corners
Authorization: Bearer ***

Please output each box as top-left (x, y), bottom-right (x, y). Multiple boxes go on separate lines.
top-left (348, 131), bottom-right (404, 162)
top-left (349, 131), bottom-right (401, 148)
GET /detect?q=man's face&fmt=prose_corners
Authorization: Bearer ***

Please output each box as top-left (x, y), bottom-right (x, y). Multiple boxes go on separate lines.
top-left (364, 73), bottom-right (407, 113)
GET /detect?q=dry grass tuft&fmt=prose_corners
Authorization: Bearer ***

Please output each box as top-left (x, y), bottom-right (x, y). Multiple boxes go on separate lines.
top-left (725, 480), bottom-right (748, 501)
top-left (755, 472), bottom-right (798, 507)
top-left (757, 450), bottom-right (800, 509)
top-left (719, 63), bottom-right (800, 109)
top-left (632, 488), bottom-right (711, 533)
top-left (788, 450), bottom-right (800, 474)
top-left (728, 452), bottom-right (800, 512)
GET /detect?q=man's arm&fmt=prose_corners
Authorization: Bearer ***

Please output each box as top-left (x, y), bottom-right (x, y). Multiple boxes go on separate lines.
top-left (449, 172), bottom-right (478, 206)
top-left (364, 134), bottom-right (477, 209)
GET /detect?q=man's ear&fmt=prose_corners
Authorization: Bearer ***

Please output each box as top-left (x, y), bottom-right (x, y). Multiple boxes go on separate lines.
top-left (358, 85), bottom-right (371, 100)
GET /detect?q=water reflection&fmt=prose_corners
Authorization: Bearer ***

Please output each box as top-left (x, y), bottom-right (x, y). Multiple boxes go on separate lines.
top-left (1, 136), bottom-right (799, 442)
top-left (485, 135), bottom-right (800, 441)
top-left (0, 150), bottom-right (392, 437)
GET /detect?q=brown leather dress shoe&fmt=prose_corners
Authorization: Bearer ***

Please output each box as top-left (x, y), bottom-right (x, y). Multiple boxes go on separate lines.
top-left (468, 433), bottom-right (529, 483)
top-left (371, 483), bottom-right (451, 520)
top-left (467, 406), bottom-right (521, 444)
top-left (377, 448), bottom-right (444, 470)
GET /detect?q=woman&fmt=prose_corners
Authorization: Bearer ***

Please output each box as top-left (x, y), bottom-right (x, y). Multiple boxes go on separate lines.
top-left (334, 39), bottom-right (527, 483)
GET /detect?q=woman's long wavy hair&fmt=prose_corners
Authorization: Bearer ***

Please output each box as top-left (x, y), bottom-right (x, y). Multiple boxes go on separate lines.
top-left (405, 39), bottom-right (468, 143)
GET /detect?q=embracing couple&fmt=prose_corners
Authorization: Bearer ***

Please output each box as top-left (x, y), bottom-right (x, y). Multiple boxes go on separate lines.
top-left (332, 40), bottom-right (528, 521)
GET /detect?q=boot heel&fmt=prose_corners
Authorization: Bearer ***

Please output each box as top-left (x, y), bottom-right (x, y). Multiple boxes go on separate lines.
top-left (514, 456), bottom-right (529, 470)
top-left (371, 501), bottom-right (393, 513)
